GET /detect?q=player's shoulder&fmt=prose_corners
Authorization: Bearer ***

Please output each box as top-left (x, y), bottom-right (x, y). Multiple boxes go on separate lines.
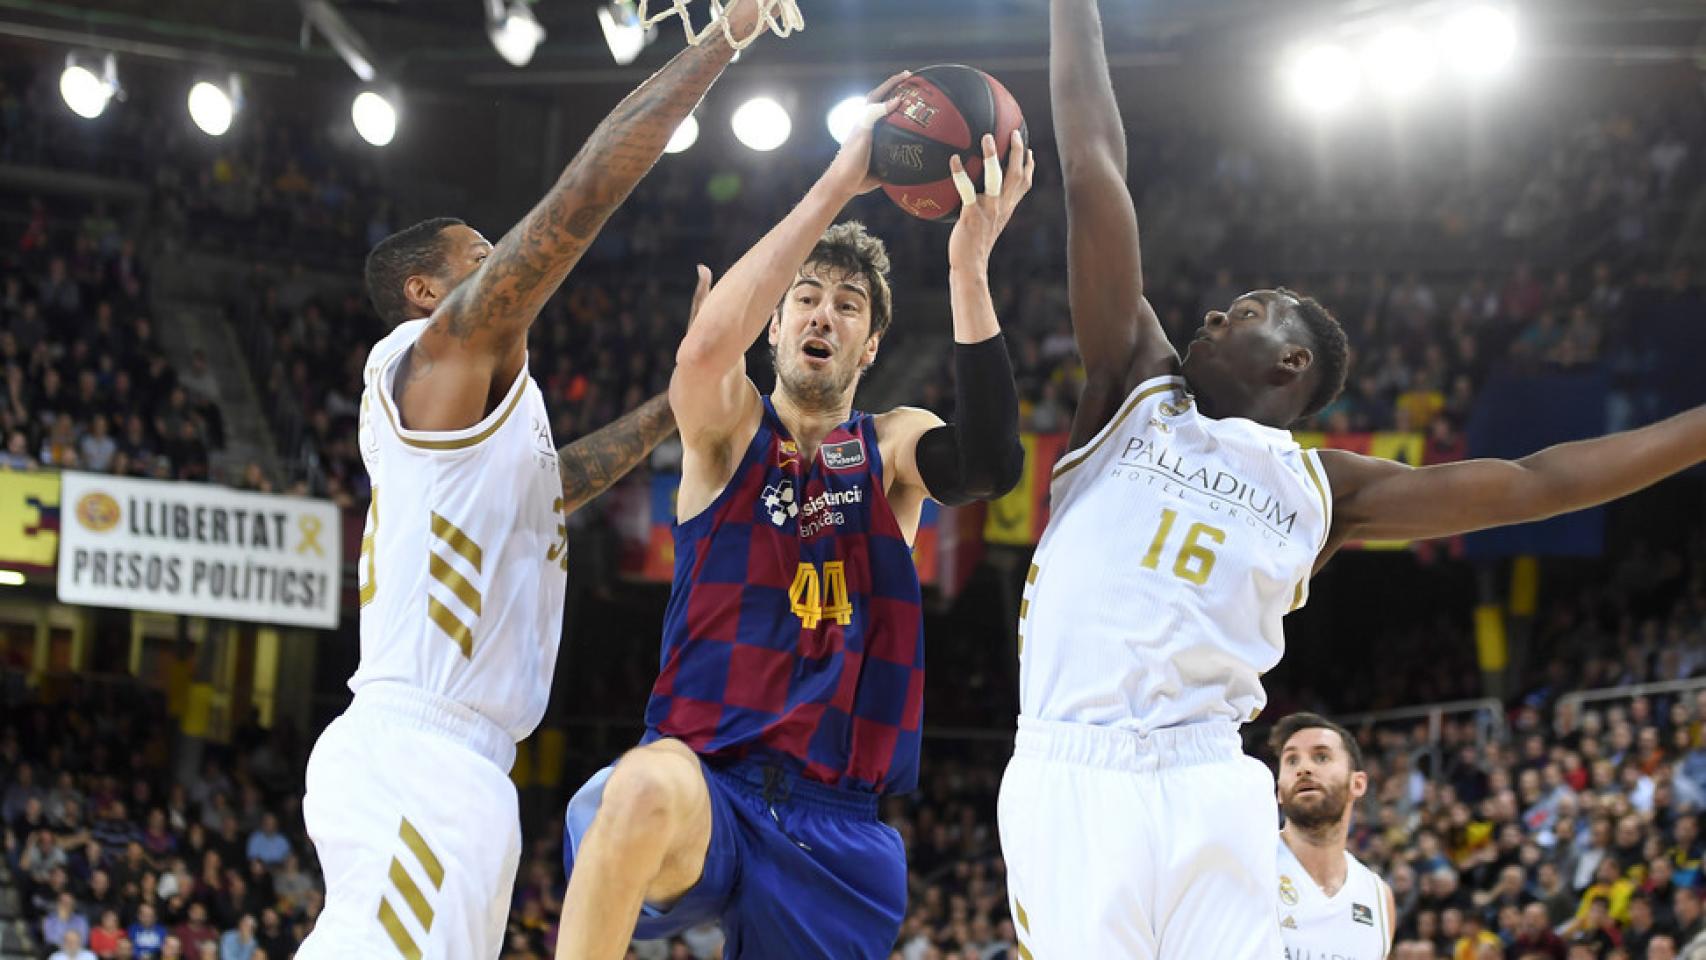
top-left (874, 407), bottom-right (946, 459)
top-left (364, 319), bottom-right (430, 377)
top-left (876, 405), bottom-right (946, 435)
top-left (1316, 447), bottom-right (1410, 500)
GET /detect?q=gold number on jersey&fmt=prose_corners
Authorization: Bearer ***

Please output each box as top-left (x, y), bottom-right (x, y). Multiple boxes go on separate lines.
top-left (547, 497), bottom-right (568, 572)
top-left (358, 488), bottom-right (378, 608)
top-left (789, 561), bottom-right (854, 629)
top-left (1140, 508), bottom-right (1225, 587)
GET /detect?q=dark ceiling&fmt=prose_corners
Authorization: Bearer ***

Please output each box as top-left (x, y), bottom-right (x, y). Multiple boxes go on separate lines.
top-left (0, 0), bottom-right (1701, 94)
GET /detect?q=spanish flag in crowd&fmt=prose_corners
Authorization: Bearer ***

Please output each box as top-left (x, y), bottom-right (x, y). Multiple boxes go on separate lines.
top-left (983, 433), bottom-right (1069, 547)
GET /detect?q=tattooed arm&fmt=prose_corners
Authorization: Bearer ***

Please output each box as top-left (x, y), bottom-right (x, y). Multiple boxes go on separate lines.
top-left (398, 0), bottom-right (764, 433)
top-left (557, 393), bottom-right (676, 515)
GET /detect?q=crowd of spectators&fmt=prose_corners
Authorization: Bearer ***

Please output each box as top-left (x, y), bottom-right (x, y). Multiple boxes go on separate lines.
top-left (0, 201), bottom-right (223, 482)
top-left (3, 684), bottom-right (319, 960)
top-left (7, 35), bottom-right (1706, 960)
top-left (19, 527), bottom-right (1706, 960)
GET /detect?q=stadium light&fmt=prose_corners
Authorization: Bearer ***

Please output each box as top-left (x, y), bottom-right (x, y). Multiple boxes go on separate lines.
top-left (732, 96), bottom-right (791, 152)
top-left (352, 91), bottom-right (397, 147)
top-left (1284, 43), bottom-right (1359, 116)
top-left (826, 95), bottom-right (868, 145)
top-left (1443, 5), bottom-right (1517, 78)
top-left (188, 77), bottom-right (240, 136)
top-left (665, 115), bottom-right (700, 154)
top-left (598, 1), bottom-right (652, 66)
top-left (60, 53), bottom-right (118, 120)
top-left (487, 0), bottom-right (547, 67)
top-left (1363, 26), bottom-right (1435, 101)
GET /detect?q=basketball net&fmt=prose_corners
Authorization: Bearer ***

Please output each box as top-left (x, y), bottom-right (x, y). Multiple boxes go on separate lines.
top-left (636, 0), bottom-right (803, 50)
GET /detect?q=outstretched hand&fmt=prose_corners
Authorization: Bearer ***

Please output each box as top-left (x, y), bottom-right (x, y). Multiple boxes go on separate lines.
top-left (948, 130), bottom-right (1035, 272)
top-left (822, 71), bottom-right (912, 199)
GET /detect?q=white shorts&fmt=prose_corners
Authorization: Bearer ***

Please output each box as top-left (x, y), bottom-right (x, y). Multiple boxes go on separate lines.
top-left (298, 682), bottom-right (521, 960)
top-left (997, 718), bottom-right (1284, 960)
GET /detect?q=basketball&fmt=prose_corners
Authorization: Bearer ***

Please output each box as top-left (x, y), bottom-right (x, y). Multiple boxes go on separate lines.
top-left (868, 64), bottom-right (1028, 223)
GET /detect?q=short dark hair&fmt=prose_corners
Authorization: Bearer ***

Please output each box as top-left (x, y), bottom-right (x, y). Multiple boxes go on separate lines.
top-left (1270, 711), bottom-right (1363, 770)
top-left (801, 221), bottom-right (893, 338)
top-left (1276, 287), bottom-right (1348, 421)
top-left (364, 217), bottom-right (466, 326)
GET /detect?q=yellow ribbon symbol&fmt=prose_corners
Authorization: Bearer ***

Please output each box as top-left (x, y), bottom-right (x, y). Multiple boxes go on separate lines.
top-left (296, 515), bottom-right (325, 557)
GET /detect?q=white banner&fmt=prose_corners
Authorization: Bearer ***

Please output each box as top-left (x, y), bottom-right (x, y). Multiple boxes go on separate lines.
top-left (57, 472), bottom-right (342, 629)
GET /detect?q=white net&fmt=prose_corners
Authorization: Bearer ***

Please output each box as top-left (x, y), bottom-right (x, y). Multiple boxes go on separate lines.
top-left (636, 0), bottom-right (804, 50)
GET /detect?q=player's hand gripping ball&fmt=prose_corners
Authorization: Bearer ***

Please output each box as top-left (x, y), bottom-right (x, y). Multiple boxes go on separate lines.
top-left (867, 64), bottom-right (1028, 223)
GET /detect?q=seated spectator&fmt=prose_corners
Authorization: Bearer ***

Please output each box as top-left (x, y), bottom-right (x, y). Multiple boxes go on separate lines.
top-left (51, 929), bottom-right (99, 960)
top-left (90, 909), bottom-right (126, 958)
top-left (129, 903), bottom-right (167, 959)
top-left (254, 909), bottom-right (293, 960)
top-left (244, 813), bottom-right (290, 867)
top-left (44, 892), bottom-right (91, 953)
top-left (173, 902), bottom-right (219, 957)
top-left (219, 915), bottom-right (257, 960)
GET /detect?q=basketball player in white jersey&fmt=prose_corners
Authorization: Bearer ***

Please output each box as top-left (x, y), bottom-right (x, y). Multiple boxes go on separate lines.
top-left (1001, 0), bottom-right (1706, 956)
top-left (296, 3), bottom-right (767, 956)
top-left (1272, 713), bottom-right (1396, 960)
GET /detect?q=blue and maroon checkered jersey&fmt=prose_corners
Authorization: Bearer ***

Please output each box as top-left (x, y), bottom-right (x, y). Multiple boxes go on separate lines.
top-left (643, 397), bottom-right (925, 794)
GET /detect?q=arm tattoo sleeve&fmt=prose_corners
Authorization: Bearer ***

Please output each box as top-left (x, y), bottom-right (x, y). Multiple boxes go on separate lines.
top-left (557, 392), bottom-right (677, 515)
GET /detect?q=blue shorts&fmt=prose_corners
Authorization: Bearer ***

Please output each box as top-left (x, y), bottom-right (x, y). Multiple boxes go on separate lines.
top-left (563, 758), bottom-right (906, 959)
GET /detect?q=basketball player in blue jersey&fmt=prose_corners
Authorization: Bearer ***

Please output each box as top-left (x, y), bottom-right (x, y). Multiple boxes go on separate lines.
top-left (296, 3), bottom-right (766, 957)
top-left (553, 81), bottom-right (1035, 959)
top-left (999, 1), bottom-right (1706, 957)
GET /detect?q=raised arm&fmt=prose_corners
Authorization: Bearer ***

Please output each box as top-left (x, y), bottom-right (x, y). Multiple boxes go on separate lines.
top-left (1320, 406), bottom-right (1706, 549)
top-left (885, 134), bottom-right (1033, 513)
top-left (669, 75), bottom-right (907, 453)
top-left (403, 0), bottom-right (764, 432)
top-left (1051, 0), bottom-right (1178, 449)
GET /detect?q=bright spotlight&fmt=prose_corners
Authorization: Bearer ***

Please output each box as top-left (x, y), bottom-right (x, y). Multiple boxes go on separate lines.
top-left (352, 91), bottom-right (397, 147)
top-left (665, 115), bottom-right (700, 154)
top-left (188, 79), bottom-right (237, 136)
top-left (1284, 43), bottom-right (1359, 116)
top-left (1443, 5), bottom-right (1517, 78)
top-left (488, 0), bottom-right (547, 68)
top-left (60, 54), bottom-right (117, 120)
top-left (598, 1), bottom-right (652, 66)
top-left (731, 97), bottom-right (791, 152)
top-left (1363, 27), bottom-right (1435, 100)
top-left (826, 96), bottom-right (868, 145)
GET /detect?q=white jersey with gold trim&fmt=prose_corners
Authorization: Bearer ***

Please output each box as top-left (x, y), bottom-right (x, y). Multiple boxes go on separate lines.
top-left (349, 318), bottom-right (567, 742)
top-left (1018, 373), bottom-right (1330, 733)
top-left (1277, 838), bottom-right (1393, 960)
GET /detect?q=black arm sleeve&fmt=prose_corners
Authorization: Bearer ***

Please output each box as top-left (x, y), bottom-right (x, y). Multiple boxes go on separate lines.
top-left (914, 333), bottom-right (1027, 506)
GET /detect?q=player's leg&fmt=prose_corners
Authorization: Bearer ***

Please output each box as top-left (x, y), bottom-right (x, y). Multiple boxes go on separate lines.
top-left (298, 709), bottom-right (522, 960)
top-left (556, 738), bottom-right (717, 960)
top-left (1151, 754), bottom-right (1284, 960)
top-left (997, 731), bottom-right (1159, 958)
top-left (718, 780), bottom-right (908, 958)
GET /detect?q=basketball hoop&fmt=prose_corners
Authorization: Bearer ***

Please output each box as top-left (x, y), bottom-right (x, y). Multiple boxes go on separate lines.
top-left (636, 0), bottom-right (803, 50)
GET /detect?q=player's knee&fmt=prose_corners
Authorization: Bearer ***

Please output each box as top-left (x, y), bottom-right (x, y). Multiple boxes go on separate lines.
top-left (601, 748), bottom-right (696, 837)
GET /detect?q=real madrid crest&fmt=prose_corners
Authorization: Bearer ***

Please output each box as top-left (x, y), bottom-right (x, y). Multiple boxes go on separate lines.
top-left (1158, 397), bottom-right (1193, 418)
top-left (1278, 875), bottom-right (1300, 906)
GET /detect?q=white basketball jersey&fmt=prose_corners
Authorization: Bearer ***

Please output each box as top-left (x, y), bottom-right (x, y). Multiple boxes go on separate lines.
top-left (350, 319), bottom-right (568, 742)
top-left (1277, 839), bottom-right (1393, 960)
top-left (1019, 374), bottom-right (1330, 732)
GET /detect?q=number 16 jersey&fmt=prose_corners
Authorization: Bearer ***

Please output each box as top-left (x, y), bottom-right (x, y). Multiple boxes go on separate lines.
top-left (1019, 374), bottom-right (1332, 733)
